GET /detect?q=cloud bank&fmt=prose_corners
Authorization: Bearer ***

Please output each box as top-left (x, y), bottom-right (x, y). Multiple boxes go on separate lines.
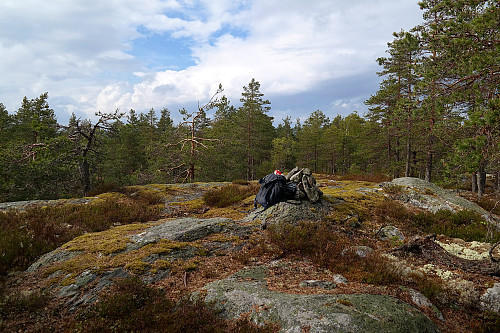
top-left (0, 0), bottom-right (423, 123)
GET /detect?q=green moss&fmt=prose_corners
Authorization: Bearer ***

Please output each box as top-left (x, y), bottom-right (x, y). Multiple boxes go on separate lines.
top-left (63, 223), bottom-right (152, 255)
top-left (60, 275), bottom-right (77, 286)
top-left (151, 260), bottom-right (171, 273)
top-left (181, 198), bottom-right (205, 211)
top-left (183, 260), bottom-right (199, 271)
top-left (124, 261), bottom-right (150, 275)
top-left (41, 225), bottom-right (189, 279)
top-left (336, 299), bottom-right (354, 307)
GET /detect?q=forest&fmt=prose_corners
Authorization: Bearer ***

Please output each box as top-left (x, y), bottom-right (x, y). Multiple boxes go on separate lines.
top-left (0, 0), bottom-right (498, 202)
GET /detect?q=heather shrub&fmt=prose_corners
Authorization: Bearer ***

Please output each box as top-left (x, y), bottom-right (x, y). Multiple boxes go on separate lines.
top-left (203, 183), bottom-right (260, 208)
top-left (412, 209), bottom-right (499, 242)
top-left (0, 188), bottom-right (164, 275)
top-left (71, 277), bottom-right (278, 333)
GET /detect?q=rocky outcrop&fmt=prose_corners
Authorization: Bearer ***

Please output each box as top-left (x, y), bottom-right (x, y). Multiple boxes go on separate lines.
top-left (26, 217), bottom-right (251, 310)
top-left (381, 177), bottom-right (487, 214)
top-left (201, 266), bottom-right (439, 333)
top-left (244, 199), bottom-right (332, 229)
top-left (381, 177), bottom-right (500, 229)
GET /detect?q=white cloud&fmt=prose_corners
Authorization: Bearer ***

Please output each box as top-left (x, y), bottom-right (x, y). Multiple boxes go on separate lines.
top-left (0, 0), bottom-right (423, 121)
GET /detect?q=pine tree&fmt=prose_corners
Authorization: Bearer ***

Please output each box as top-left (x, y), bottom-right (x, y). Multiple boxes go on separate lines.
top-left (14, 92), bottom-right (58, 144)
top-left (419, 0), bottom-right (500, 195)
top-left (296, 110), bottom-right (329, 173)
top-left (367, 30), bottom-right (424, 177)
top-left (236, 78), bottom-right (274, 180)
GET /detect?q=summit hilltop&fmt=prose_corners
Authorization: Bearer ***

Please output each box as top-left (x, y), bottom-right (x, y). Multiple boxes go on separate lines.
top-left (1, 176), bottom-right (499, 332)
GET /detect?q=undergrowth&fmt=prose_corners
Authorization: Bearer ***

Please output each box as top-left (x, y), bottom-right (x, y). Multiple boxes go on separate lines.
top-left (203, 183), bottom-right (260, 208)
top-left (267, 221), bottom-right (447, 304)
top-left (0, 188), bottom-right (164, 275)
top-left (69, 277), bottom-right (278, 333)
top-left (373, 201), bottom-right (500, 243)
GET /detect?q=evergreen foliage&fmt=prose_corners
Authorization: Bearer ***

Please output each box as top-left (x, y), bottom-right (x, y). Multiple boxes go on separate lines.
top-left (0, 1), bottom-right (498, 200)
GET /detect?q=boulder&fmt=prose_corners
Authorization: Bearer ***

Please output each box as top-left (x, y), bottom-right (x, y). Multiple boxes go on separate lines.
top-left (201, 266), bottom-right (439, 333)
top-left (130, 217), bottom-right (233, 244)
top-left (381, 177), bottom-right (486, 214)
top-left (378, 226), bottom-right (405, 241)
top-left (26, 217), bottom-right (250, 310)
top-left (244, 199), bottom-right (331, 229)
top-left (480, 282), bottom-right (500, 314)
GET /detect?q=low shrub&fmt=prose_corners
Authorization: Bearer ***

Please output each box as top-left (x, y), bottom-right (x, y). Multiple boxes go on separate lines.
top-left (0, 188), bottom-right (164, 275)
top-left (472, 311), bottom-right (500, 333)
top-left (203, 183), bottom-right (260, 208)
top-left (0, 289), bottom-right (49, 318)
top-left (411, 209), bottom-right (500, 243)
top-left (373, 201), bottom-right (500, 243)
top-left (382, 184), bottom-right (404, 195)
top-left (71, 277), bottom-right (278, 333)
top-left (267, 221), bottom-right (448, 299)
top-left (475, 197), bottom-right (500, 215)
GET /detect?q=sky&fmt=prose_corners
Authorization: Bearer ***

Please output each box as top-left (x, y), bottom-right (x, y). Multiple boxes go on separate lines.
top-left (0, 0), bottom-right (424, 125)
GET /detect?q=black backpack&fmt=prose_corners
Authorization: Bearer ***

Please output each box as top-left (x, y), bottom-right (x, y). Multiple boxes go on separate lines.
top-left (254, 173), bottom-right (287, 209)
top-left (284, 182), bottom-right (298, 199)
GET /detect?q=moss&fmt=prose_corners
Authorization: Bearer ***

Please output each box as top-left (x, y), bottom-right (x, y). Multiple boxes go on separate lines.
top-left (124, 261), bottom-right (150, 275)
top-left (151, 260), bottom-right (171, 273)
top-left (203, 233), bottom-right (241, 244)
top-left (41, 225), bottom-right (189, 279)
top-left (180, 198), bottom-right (205, 211)
top-left (183, 260), bottom-right (199, 272)
top-left (336, 299), bottom-right (354, 307)
top-left (63, 223), bottom-right (152, 255)
top-left (60, 275), bottom-right (77, 286)
top-left (322, 181), bottom-right (385, 223)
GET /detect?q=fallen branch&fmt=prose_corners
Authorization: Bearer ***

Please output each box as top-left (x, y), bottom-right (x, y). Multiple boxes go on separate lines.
top-left (391, 235), bottom-right (500, 277)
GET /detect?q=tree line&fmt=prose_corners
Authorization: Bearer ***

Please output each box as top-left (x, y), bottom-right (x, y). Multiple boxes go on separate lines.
top-left (0, 0), bottom-right (498, 202)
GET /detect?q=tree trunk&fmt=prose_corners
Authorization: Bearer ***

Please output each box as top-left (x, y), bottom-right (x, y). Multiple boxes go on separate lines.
top-left (478, 166), bottom-right (486, 198)
top-left (405, 140), bottom-right (411, 177)
top-left (425, 151), bottom-right (433, 182)
top-left (80, 159), bottom-right (90, 196)
top-left (472, 173), bottom-right (478, 193)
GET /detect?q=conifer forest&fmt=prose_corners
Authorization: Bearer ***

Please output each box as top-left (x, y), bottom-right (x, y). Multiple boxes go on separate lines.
top-left (0, 0), bottom-right (498, 202)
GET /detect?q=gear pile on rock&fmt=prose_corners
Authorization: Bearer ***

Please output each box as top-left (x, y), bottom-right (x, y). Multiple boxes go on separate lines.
top-left (285, 166), bottom-right (323, 203)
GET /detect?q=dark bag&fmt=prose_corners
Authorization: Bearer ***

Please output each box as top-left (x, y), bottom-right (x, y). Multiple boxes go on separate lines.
top-left (284, 182), bottom-right (298, 199)
top-left (254, 173), bottom-right (287, 209)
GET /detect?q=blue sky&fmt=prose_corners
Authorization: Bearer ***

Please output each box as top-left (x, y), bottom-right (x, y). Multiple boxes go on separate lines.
top-left (0, 0), bottom-right (423, 125)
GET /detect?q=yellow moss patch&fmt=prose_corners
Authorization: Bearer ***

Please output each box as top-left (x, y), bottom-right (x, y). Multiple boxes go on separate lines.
top-left (124, 261), bottom-right (150, 275)
top-left (202, 233), bottom-right (241, 244)
top-left (322, 181), bottom-right (385, 221)
top-left (42, 225), bottom-right (190, 279)
top-left (63, 223), bottom-right (152, 255)
top-left (151, 260), bottom-right (172, 273)
top-left (199, 207), bottom-right (247, 220)
top-left (91, 192), bottom-right (129, 202)
top-left (180, 198), bottom-right (205, 211)
top-left (60, 274), bottom-right (77, 286)
top-left (182, 260), bottom-right (199, 272)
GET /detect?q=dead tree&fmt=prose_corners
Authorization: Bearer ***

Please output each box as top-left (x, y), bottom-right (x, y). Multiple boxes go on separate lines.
top-left (66, 110), bottom-right (123, 195)
top-left (167, 84), bottom-right (223, 182)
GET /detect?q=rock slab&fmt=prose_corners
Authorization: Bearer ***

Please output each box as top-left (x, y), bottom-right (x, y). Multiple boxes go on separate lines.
top-left (201, 266), bottom-right (439, 333)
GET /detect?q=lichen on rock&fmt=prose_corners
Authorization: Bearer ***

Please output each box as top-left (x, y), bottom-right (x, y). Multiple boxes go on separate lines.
top-left (201, 266), bottom-right (439, 333)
